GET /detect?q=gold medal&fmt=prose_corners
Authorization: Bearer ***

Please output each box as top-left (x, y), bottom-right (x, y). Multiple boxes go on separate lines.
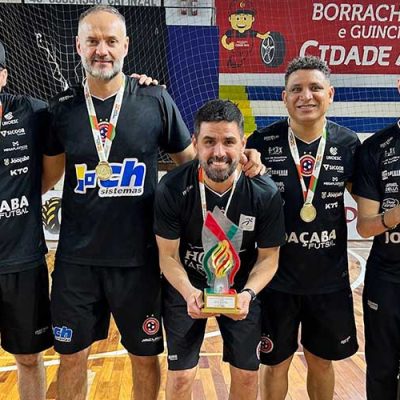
top-left (300, 203), bottom-right (317, 223)
top-left (96, 161), bottom-right (112, 180)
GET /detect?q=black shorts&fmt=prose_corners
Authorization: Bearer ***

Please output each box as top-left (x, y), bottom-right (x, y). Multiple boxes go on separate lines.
top-left (260, 288), bottom-right (358, 365)
top-left (363, 271), bottom-right (400, 400)
top-left (51, 260), bottom-right (164, 356)
top-left (163, 281), bottom-right (261, 371)
top-left (0, 264), bottom-right (52, 354)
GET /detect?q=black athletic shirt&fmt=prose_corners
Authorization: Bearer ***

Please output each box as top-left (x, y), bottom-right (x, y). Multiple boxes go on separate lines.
top-left (247, 119), bottom-right (360, 294)
top-left (44, 77), bottom-right (191, 267)
top-left (154, 160), bottom-right (286, 289)
top-left (353, 121), bottom-right (400, 282)
top-left (0, 93), bottom-right (47, 273)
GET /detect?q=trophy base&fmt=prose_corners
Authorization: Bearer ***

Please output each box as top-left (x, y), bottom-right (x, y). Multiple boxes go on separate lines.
top-left (203, 288), bottom-right (240, 314)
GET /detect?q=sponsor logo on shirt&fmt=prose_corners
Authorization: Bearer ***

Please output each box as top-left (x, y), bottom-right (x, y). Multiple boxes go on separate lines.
top-left (382, 170), bottom-right (400, 180)
top-left (239, 214), bottom-right (256, 231)
top-left (0, 196), bottom-right (29, 219)
top-left (263, 135), bottom-right (279, 141)
top-left (382, 198), bottom-right (399, 210)
top-left (184, 244), bottom-right (206, 277)
top-left (321, 191), bottom-right (343, 199)
top-left (268, 169), bottom-right (288, 177)
top-left (367, 300), bottom-right (378, 311)
top-left (3, 140), bottom-right (28, 152)
top-left (325, 201), bottom-right (338, 210)
top-left (383, 155), bottom-right (400, 165)
top-left (53, 325), bottom-right (73, 342)
top-left (384, 147), bottom-right (396, 158)
top-left (380, 137), bottom-right (393, 148)
top-left (1, 112), bottom-right (18, 126)
top-left (74, 158), bottom-right (146, 197)
top-left (268, 146), bottom-right (283, 156)
top-left (329, 147), bottom-right (338, 155)
top-left (0, 128), bottom-right (26, 137)
top-left (286, 229), bottom-right (336, 250)
top-left (323, 164), bottom-right (344, 173)
top-left (3, 155), bottom-right (29, 166)
top-left (300, 155), bottom-right (315, 176)
top-left (9, 166), bottom-right (28, 176)
top-left (326, 155), bottom-right (342, 161)
top-left (385, 183), bottom-right (399, 194)
top-left (385, 231), bottom-right (400, 244)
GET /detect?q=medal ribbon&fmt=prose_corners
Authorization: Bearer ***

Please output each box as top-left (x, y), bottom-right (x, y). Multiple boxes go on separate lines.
top-left (198, 166), bottom-right (239, 221)
top-left (0, 99), bottom-right (3, 132)
top-left (288, 123), bottom-right (327, 206)
top-left (83, 75), bottom-right (125, 164)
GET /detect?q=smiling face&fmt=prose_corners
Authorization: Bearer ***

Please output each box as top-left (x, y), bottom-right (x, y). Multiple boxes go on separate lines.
top-left (229, 12), bottom-right (255, 33)
top-left (193, 121), bottom-right (245, 184)
top-left (76, 10), bottom-right (128, 81)
top-left (282, 69), bottom-right (334, 127)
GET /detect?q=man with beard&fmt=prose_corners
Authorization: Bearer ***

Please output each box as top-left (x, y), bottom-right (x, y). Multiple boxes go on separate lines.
top-left (0, 40), bottom-right (53, 400)
top-left (42, 6), bottom-right (264, 400)
top-left (247, 56), bottom-right (360, 399)
top-left (42, 5), bottom-right (195, 400)
top-left (353, 79), bottom-right (400, 399)
top-left (154, 99), bottom-right (285, 400)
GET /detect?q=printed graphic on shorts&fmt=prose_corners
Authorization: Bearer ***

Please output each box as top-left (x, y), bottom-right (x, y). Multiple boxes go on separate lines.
top-left (260, 335), bottom-right (274, 353)
top-left (142, 316), bottom-right (160, 336)
top-left (53, 325), bottom-right (73, 343)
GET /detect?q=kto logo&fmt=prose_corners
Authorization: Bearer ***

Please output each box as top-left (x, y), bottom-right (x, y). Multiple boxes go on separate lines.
top-left (53, 325), bottom-right (73, 343)
top-left (75, 158), bottom-right (146, 198)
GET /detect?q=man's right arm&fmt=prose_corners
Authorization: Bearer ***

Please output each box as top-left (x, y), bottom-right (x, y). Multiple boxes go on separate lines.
top-left (42, 154), bottom-right (65, 194)
top-left (156, 235), bottom-right (216, 319)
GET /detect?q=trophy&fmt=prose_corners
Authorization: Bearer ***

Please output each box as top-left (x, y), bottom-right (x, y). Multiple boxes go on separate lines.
top-left (202, 207), bottom-right (243, 314)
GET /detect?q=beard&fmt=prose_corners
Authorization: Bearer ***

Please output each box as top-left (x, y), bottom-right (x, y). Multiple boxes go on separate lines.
top-left (82, 56), bottom-right (123, 81)
top-left (200, 156), bottom-right (238, 183)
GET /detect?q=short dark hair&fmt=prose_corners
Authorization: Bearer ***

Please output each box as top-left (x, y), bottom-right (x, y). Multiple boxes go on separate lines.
top-left (285, 56), bottom-right (331, 86)
top-left (79, 5), bottom-right (126, 30)
top-left (194, 99), bottom-right (244, 138)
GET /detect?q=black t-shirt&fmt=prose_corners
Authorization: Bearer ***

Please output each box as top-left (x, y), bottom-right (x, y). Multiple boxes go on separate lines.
top-left (353, 121), bottom-right (400, 282)
top-left (44, 77), bottom-right (191, 267)
top-left (154, 160), bottom-right (286, 289)
top-left (0, 93), bottom-right (47, 272)
top-left (247, 119), bottom-right (360, 294)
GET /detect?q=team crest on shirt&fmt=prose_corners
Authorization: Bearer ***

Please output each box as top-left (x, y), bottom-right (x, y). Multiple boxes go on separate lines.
top-left (74, 158), bottom-right (146, 197)
top-left (300, 154), bottom-right (315, 176)
top-left (260, 336), bottom-right (274, 353)
top-left (142, 317), bottom-right (160, 336)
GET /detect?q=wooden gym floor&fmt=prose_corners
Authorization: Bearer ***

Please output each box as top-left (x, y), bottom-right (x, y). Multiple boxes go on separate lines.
top-left (0, 242), bottom-right (370, 399)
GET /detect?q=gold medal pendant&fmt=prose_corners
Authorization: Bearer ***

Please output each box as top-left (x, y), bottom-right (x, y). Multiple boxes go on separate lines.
top-left (300, 203), bottom-right (317, 223)
top-left (96, 161), bottom-right (112, 181)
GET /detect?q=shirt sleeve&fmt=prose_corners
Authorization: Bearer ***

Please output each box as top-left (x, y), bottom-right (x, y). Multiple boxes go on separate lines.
top-left (41, 103), bottom-right (64, 156)
top-left (256, 183), bottom-right (286, 248)
top-left (154, 178), bottom-right (183, 240)
top-left (158, 89), bottom-right (192, 154)
top-left (352, 142), bottom-right (381, 202)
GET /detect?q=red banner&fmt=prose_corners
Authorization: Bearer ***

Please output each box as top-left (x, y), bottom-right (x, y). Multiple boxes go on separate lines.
top-left (217, 0), bottom-right (400, 74)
